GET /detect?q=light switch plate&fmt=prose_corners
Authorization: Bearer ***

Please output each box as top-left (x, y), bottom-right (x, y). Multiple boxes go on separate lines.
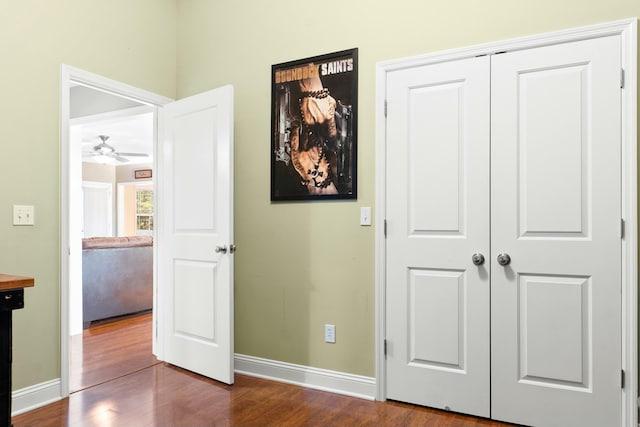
top-left (13, 205), bottom-right (34, 226)
top-left (360, 207), bottom-right (372, 226)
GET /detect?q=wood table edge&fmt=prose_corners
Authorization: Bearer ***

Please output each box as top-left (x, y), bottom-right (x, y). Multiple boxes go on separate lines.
top-left (0, 274), bottom-right (35, 291)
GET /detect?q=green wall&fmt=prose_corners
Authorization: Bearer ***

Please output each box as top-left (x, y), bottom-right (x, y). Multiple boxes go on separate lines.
top-left (176, 0), bottom-right (640, 377)
top-left (0, 0), bottom-right (176, 390)
top-left (2, 0), bottom-right (639, 393)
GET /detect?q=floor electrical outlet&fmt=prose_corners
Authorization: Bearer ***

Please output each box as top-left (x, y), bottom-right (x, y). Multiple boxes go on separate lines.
top-left (325, 324), bottom-right (336, 343)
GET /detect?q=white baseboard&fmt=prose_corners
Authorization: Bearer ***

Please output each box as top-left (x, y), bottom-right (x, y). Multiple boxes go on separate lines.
top-left (234, 354), bottom-right (376, 400)
top-left (12, 378), bottom-right (62, 416)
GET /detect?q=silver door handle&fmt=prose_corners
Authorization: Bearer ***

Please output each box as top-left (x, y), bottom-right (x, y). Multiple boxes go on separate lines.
top-left (215, 245), bottom-right (228, 254)
top-left (471, 253), bottom-right (485, 266)
top-left (497, 253), bottom-right (511, 266)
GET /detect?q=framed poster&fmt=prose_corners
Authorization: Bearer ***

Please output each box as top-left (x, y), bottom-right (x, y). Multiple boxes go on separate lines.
top-left (271, 48), bottom-right (358, 201)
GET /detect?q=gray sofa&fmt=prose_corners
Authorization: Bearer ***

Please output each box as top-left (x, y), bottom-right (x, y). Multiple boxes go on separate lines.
top-left (82, 236), bottom-right (153, 326)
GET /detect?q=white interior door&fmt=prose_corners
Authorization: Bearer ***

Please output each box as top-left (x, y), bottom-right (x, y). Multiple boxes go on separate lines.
top-left (385, 56), bottom-right (491, 417)
top-left (490, 36), bottom-right (622, 427)
top-left (82, 181), bottom-right (113, 237)
top-left (158, 85), bottom-right (234, 384)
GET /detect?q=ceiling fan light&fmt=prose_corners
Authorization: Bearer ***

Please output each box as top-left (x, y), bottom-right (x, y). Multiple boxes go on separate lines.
top-left (96, 154), bottom-right (115, 165)
top-left (87, 135), bottom-right (149, 163)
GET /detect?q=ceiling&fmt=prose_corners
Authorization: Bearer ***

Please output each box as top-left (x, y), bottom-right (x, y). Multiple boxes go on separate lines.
top-left (71, 85), bottom-right (154, 166)
top-left (77, 111), bottom-right (154, 165)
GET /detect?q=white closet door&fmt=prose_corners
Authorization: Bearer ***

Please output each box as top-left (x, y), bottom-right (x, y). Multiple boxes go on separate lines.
top-left (490, 36), bottom-right (622, 427)
top-left (385, 56), bottom-right (491, 417)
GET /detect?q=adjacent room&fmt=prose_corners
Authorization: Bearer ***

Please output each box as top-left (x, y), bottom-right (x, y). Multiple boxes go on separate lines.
top-left (69, 85), bottom-right (156, 392)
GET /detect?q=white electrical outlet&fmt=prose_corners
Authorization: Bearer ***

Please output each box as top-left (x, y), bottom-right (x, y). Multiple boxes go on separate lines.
top-left (325, 324), bottom-right (336, 343)
top-left (13, 205), bottom-right (35, 226)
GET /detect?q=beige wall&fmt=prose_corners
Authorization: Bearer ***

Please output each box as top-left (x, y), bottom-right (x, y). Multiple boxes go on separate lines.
top-left (176, 0), bottom-right (640, 377)
top-left (116, 163), bottom-right (153, 183)
top-left (83, 162), bottom-right (116, 184)
top-left (2, 0), bottom-right (638, 394)
top-left (0, 1), bottom-right (176, 390)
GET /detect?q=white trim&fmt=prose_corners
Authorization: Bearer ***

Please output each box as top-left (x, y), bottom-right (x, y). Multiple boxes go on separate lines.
top-left (375, 18), bottom-right (637, 427)
top-left (619, 19), bottom-right (638, 427)
top-left (235, 354), bottom-right (376, 401)
top-left (377, 18), bottom-right (637, 72)
top-left (374, 59), bottom-right (388, 402)
top-left (11, 379), bottom-right (62, 416)
top-left (60, 65), bottom-right (172, 398)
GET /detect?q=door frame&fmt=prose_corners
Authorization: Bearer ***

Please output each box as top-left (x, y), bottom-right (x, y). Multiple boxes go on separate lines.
top-left (374, 18), bottom-right (637, 426)
top-left (60, 65), bottom-right (173, 397)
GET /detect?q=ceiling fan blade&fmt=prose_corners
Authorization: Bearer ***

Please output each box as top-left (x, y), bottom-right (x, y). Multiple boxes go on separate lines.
top-left (113, 155), bottom-right (130, 163)
top-left (115, 152), bottom-right (149, 157)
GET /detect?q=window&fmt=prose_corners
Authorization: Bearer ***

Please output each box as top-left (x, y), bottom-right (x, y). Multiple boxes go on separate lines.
top-left (136, 188), bottom-right (153, 234)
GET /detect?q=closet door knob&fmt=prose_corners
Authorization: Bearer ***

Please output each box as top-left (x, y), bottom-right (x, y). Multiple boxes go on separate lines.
top-left (497, 253), bottom-right (511, 266)
top-left (471, 253), bottom-right (485, 266)
top-left (215, 245), bottom-right (228, 254)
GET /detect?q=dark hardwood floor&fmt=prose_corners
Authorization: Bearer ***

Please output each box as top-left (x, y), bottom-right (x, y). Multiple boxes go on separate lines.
top-left (70, 311), bottom-right (159, 392)
top-left (14, 313), bottom-right (513, 427)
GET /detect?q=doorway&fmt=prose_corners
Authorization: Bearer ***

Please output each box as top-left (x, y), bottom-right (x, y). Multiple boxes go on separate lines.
top-left (70, 105), bottom-right (156, 392)
top-left (61, 66), bottom-right (236, 395)
top-left (60, 65), bottom-right (173, 397)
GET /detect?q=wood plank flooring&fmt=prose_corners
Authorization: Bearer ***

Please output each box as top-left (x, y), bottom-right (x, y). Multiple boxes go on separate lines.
top-left (14, 313), bottom-right (514, 427)
top-left (71, 311), bottom-right (159, 392)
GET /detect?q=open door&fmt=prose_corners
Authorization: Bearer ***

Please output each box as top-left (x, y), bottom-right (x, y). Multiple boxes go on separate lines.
top-left (158, 85), bottom-right (234, 384)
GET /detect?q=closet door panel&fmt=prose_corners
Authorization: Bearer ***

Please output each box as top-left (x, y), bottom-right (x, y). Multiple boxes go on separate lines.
top-left (385, 55), bottom-right (490, 417)
top-left (490, 35), bottom-right (622, 427)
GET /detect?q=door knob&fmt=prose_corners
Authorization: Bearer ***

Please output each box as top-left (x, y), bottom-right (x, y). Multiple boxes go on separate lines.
top-left (215, 245), bottom-right (228, 254)
top-left (471, 253), bottom-right (485, 266)
top-left (497, 253), bottom-right (511, 266)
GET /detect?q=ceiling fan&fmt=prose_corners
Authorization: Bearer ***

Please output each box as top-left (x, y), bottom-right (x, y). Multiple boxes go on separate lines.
top-left (83, 135), bottom-right (149, 163)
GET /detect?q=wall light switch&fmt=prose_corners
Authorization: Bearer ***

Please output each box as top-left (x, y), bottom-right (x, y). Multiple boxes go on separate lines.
top-left (360, 207), bottom-right (372, 226)
top-left (13, 205), bottom-right (35, 226)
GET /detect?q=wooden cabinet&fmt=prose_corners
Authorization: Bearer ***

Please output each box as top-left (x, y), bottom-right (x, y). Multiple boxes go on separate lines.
top-left (0, 275), bottom-right (34, 427)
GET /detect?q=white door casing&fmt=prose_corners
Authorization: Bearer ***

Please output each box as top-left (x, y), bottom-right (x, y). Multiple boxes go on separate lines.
top-left (385, 56), bottom-right (490, 417)
top-left (69, 126), bottom-right (84, 336)
top-left (490, 36), bottom-right (622, 427)
top-left (376, 19), bottom-right (637, 427)
top-left (158, 85), bottom-right (235, 384)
